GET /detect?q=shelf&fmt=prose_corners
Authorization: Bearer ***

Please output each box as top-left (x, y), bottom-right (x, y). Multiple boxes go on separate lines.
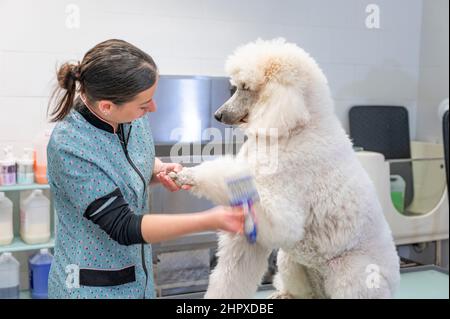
top-left (0, 236), bottom-right (55, 253)
top-left (0, 184), bottom-right (55, 254)
top-left (20, 290), bottom-right (31, 299)
top-left (19, 290), bottom-right (48, 299)
top-left (0, 183), bottom-right (50, 192)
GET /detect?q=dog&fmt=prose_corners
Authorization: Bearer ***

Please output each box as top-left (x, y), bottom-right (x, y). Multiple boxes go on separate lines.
top-left (170, 38), bottom-right (400, 299)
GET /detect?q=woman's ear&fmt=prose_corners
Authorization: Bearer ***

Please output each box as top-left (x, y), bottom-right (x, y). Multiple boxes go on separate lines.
top-left (248, 83), bottom-right (310, 137)
top-left (97, 100), bottom-right (114, 116)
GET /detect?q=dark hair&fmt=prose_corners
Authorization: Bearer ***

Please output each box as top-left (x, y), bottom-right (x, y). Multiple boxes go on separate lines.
top-left (49, 39), bottom-right (158, 122)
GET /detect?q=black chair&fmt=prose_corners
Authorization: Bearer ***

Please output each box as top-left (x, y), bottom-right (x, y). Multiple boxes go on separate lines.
top-left (349, 105), bottom-right (414, 207)
top-left (443, 110), bottom-right (449, 197)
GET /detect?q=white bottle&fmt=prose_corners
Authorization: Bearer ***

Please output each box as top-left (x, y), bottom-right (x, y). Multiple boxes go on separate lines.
top-left (17, 148), bottom-right (35, 185)
top-left (0, 192), bottom-right (14, 245)
top-left (0, 252), bottom-right (20, 299)
top-left (0, 146), bottom-right (16, 186)
top-left (20, 190), bottom-right (50, 244)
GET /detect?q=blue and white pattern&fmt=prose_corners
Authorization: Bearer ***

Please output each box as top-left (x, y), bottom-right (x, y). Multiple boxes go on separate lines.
top-left (47, 110), bottom-right (155, 299)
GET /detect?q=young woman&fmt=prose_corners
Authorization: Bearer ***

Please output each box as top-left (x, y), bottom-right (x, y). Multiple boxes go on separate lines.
top-left (47, 39), bottom-right (243, 299)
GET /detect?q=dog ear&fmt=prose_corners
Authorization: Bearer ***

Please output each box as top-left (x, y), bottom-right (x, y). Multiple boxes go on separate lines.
top-left (248, 83), bottom-right (310, 137)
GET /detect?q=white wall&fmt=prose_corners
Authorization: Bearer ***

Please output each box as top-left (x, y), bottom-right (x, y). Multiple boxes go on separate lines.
top-left (0, 0), bottom-right (423, 156)
top-left (416, 0), bottom-right (449, 143)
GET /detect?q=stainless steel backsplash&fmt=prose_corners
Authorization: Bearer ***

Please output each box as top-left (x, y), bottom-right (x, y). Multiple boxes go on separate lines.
top-left (147, 75), bottom-right (233, 146)
top-left (147, 76), bottom-right (235, 296)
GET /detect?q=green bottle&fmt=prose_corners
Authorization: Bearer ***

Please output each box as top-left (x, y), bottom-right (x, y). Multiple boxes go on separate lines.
top-left (390, 175), bottom-right (406, 213)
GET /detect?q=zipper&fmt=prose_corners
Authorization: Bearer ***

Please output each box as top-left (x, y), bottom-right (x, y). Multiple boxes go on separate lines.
top-left (141, 245), bottom-right (148, 298)
top-left (117, 123), bottom-right (149, 299)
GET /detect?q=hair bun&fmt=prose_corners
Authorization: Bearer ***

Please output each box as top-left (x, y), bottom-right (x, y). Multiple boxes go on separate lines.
top-left (57, 62), bottom-right (80, 90)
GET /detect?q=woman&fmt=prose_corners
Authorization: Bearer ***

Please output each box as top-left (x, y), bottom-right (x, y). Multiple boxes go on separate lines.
top-left (47, 39), bottom-right (243, 299)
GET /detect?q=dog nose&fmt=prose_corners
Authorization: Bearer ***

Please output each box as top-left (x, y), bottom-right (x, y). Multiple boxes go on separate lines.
top-left (214, 112), bottom-right (223, 122)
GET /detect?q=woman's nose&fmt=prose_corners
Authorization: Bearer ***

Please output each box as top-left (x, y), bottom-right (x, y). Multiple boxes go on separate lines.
top-left (148, 100), bottom-right (157, 112)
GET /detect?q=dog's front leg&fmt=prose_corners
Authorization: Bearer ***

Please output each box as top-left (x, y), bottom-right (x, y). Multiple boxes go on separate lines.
top-left (170, 156), bottom-right (249, 205)
top-left (205, 233), bottom-right (272, 299)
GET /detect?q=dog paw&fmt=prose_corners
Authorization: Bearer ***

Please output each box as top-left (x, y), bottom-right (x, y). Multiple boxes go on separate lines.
top-left (168, 169), bottom-right (196, 187)
top-left (268, 291), bottom-right (294, 299)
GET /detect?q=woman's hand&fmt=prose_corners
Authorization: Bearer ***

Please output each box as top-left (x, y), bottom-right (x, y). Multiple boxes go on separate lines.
top-left (208, 205), bottom-right (245, 234)
top-left (141, 206), bottom-right (245, 243)
top-left (153, 160), bottom-right (190, 192)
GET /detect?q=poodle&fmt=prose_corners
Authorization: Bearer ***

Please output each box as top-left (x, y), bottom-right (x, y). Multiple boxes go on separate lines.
top-left (170, 38), bottom-right (400, 299)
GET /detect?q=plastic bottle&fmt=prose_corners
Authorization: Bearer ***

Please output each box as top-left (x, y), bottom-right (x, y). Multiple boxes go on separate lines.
top-left (34, 128), bottom-right (53, 185)
top-left (0, 146), bottom-right (16, 186)
top-left (20, 190), bottom-right (50, 244)
top-left (390, 174), bottom-right (406, 214)
top-left (0, 252), bottom-right (20, 299)
top-left (0, 192), bottom-right (14, 246)
top-left (17, 148), bottom-right (35, 185)
top-left (29, 248), bottom-right (53, 299)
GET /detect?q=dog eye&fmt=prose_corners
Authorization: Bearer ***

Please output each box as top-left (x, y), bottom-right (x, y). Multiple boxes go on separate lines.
top-left (241, 84), bottom-right (250, 91)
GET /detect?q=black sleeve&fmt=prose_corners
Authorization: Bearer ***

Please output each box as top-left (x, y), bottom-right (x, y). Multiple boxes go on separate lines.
top-left (83, 188), bottom-right (145, 245)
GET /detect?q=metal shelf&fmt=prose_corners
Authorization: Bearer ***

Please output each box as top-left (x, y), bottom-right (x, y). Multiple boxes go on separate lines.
top-left (153, 232), bottom-right (218, 253)
top-left (0, 183), bottom-right (50, 192)
top-left (0, 236), bottom-right (55, 253)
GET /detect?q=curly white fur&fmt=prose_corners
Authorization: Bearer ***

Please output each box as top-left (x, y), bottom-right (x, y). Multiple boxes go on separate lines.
top-left (172, 38), bottom-right (400, 299)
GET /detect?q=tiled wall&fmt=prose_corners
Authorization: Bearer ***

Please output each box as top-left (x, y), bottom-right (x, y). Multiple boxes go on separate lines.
top-left (416, 0), bottom-right (449, 143)
top-left (0, 0), bottom-right (423, 157)
top-left (416, 0), bottom-right (449, 269)
top-left (2, 0), bottom-right (449, 290)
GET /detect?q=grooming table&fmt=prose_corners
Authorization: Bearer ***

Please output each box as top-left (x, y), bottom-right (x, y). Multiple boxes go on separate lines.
top-left (253, 265), bottom-right (449, 299)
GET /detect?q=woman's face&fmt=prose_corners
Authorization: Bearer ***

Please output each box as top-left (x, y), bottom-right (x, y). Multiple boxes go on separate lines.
top-left (109, 78), bottom-right (158, 124)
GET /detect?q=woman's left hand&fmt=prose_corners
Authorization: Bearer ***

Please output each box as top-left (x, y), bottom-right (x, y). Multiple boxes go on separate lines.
top-left (154, 162), bottom-right (190, 192)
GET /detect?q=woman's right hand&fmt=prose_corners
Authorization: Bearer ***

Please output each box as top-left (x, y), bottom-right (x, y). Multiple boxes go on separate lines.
top-left (208, 205), bottom-right (245, 234)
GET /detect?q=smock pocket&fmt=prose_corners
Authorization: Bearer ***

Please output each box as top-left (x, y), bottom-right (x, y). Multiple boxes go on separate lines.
top-left (79, 265), bottom-right (136, 287)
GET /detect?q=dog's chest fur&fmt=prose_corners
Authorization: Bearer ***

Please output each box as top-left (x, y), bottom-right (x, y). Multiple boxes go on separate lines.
top-left (237, 131), bottom-right (368, 268)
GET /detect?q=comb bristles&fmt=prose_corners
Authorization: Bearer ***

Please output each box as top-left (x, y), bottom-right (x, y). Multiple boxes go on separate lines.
top-left (226, 175), bottom-right (259, 205)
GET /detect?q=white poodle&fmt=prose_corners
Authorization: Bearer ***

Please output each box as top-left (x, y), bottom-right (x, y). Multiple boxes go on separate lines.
top-left (170, 38), bottom-right (400, 299)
